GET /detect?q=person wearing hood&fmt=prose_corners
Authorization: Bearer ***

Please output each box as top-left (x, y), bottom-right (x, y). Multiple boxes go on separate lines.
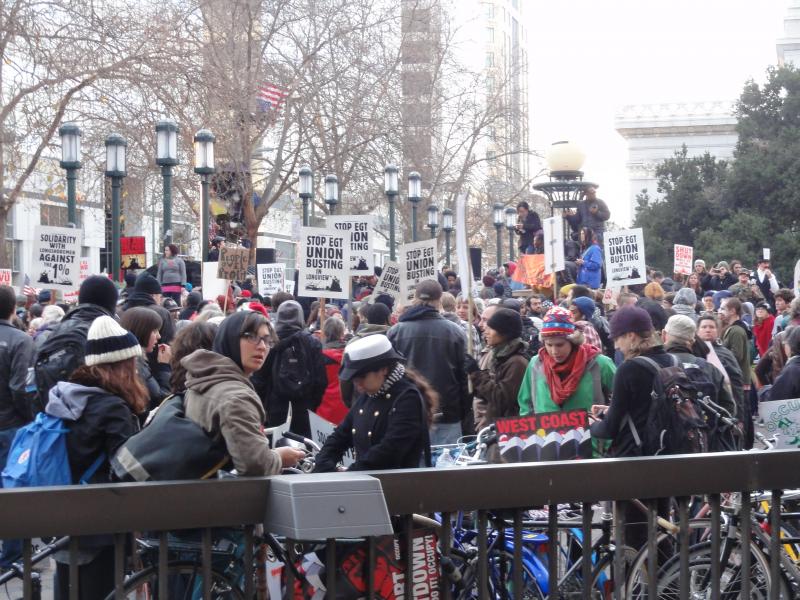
top-left (568, 297), bottom-right (603, 352)
top-left (119, 271), bottom-right (138, 302)
top-left (672, 287), bottom-right (699, 323)
top-left (46, 316), bottom-right (148, 599)
top-left (318, 317), bottom-right (348, 425)
top-left (575, 227), bottom-right (603, 290)
top-left (121, 272), bottom-right (175, 344)
top-left (182, 312), bottom-right (305, 476)
top-left (313, 335), bottom-right (435, 472)
top-left (753, 302), bottom-right (776, 358)
top-left (120, 307), bottom-right (171, 411)
top-left (252, 300), bottom-right (326, 437)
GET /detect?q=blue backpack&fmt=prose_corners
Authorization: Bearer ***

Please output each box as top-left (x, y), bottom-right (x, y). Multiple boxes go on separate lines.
top-left (1, 412), bottom-right (103, 488)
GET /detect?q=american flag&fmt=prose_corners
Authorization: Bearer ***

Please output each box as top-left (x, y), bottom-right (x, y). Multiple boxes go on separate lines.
top-left (22, 274), bottom-right (39, 297)
top-left (256, 82), bottom-right (288, 112)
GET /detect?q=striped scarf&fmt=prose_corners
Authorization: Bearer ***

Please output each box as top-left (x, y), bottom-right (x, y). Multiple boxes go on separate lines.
top-left (369, 363), bottom-right (405, 400)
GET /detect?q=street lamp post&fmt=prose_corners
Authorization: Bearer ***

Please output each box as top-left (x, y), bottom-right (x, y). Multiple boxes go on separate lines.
top-left (299, 165), bottom-right (313, 226)
top-left (58, 123), bottom-right (81, 227)
top-left (532, 140), bottom-right (596, 219)
top-left (324, 174), bottom-right (339, 215)
top-left (193, 129), bottom-right (215, 262)
top-left (155, 119), bottom-right (179, 245)
top-left (493, 203), bottom-right (504, 268)
top-left (442, 208), bottom-right (453, 266)
top-left (408, 171), bottom-right (421, 242)
top-left (427, 205), bottom-right (438, 240)
top-left (384, 164), bottom-right (399, 260)
top-left (105, 134), bottom-right (127, 283)
top-left (505, 207), bottom-right (517, 262)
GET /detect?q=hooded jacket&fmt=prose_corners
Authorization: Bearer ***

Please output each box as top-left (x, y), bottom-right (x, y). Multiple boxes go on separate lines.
top-left (121, 293), bottom-right (175, 344)
top-left (46, 381), bottom-right (139, 483)
top-left (0, 319), bottom-right (36, 429)
top-left (469, 338), bottom-right (528, 426)
top-left (182, 349), bottom-right (282, 476)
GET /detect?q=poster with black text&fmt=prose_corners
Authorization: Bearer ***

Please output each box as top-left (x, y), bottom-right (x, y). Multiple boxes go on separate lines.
top-left (31, 226), bottom-right (83, 291)
top-left (298, 226), bottom-right (350, 300)
top-left (257, 263), bottom-right (286, 296)
top-left (328, 215), bottom-right (374, 275)
top-left (399, 239), bottom-right (437, 301)
top-left (604, 228), bottom-right (646, 286)
top-left (371, 261), bottom-right (403, 304)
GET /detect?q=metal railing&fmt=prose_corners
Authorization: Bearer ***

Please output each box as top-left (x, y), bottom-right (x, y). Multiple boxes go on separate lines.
top-left (1, 450), bottom-right (800, 599)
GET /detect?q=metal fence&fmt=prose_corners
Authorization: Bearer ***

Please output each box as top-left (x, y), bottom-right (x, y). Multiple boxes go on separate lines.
top-left (2, 450), bottom-right (800, 599)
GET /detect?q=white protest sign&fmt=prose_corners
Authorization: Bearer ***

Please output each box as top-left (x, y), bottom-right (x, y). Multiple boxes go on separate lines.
top-left (604, 228), bottom-right (647, 286)
top-left (328, 215), bottom-right (374, 276)
top-left (63, 259), bottom-right (90, 303)
top-left (371, 260), bottom-right (403, 304)
top-left (308, 410), bottom-right (354, 466)
top-left (399, 239), bottom-right (438, 301)
top-left (763, 248), bottom-right (771, 261)
top-left (0, 269), bottom-right (11, 287)
top-left (760, 398), bottom-right (800, 449)
top-left (673, 244), bottom-right (693, 276)
top-left (543, 216), bottom-right (565, 275)
top-left (298, 226), bottom-right (350, 300)
top-left (202, 262), bottom-right (228, 300)
top-left (31, 226), bottom-right (82, 291)
top-left (256, 263), bottom-right (286, 296)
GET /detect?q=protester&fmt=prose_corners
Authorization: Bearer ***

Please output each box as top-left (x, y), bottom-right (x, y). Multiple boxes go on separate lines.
top-left (575, 227), bottom-right (603, 289)
top-left (753, 302), bottom-right (776, 358)
top-left (568, 297), bottom-right (603, 351)
top-left (685, 272), bottom-right (703, 297)
top-left (121, 272), bottom-right (175, 344)
top-left (643, 282), bottom-right (665, 302)
top-left (514, 201), bottom-right (542, 255)
top-left (183, 312), bottom-right (305, 475)
top-left (773, 289), bottom-right (795, 335)
top-left (564, 186), bottom-right (611, 243)
top-left (769, 326), bottom-right (800, 401)
top-left (168, 321), bottom-right (218, 394)
top-left (697, 314), bottom-right (745, 419)
top-left (672, 287), bottom-right (699, 323)
top-left (318, 317), bottom-right (349, 425)
top-left (728, 269), bottom-right (763, 304)
top-left (162, 298), bottom-right (181, 322)
top-left (32, 304), bottom-right (65, 348)
top-left (754, 257), bottom-right (780, 308)
top-left (156, 243), bottom-right (187, 303)
top-left (313, 335), bottom-right (434, 471)
top-left (701, 292), bottom-right (716, 313)
top-left (120, 307), bottom-right (172, 410)
top-left (719, 298), bottom-right (752, 392)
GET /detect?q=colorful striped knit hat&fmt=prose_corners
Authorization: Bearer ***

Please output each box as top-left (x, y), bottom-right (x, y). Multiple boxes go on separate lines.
top-left (540, 306), bottom-right (577, 337)
top-left (85, 315), bottom-right (142, 366)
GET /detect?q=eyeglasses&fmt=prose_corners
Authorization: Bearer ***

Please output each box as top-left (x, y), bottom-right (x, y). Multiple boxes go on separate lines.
top-left (241, 332), bottom-right (271, 347)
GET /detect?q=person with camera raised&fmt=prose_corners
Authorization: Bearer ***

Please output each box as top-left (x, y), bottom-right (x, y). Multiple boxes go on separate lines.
top-left (564, 186), bottom-right (610, 245)
top-left (514, 201), bottom-right (542, 255)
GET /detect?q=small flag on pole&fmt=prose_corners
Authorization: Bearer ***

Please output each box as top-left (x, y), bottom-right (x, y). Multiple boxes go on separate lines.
top-left (23, 274), bottom-right (40, 297)
top-left (257, 82), bottom-right (288, 112)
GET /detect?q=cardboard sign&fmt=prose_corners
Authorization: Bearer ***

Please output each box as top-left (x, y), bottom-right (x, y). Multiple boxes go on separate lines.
top-left (604, 228), bottom-right (646, 286)
top-left (120, 236), bottom-right (146, 271)
top-left (399, 239), bottom-right (437, 301)
top-left (298, 226), bottom-right (350, 300)
top-left (257, 263), bottom-right (286, 296)
top-left (760, 398), bottom-right (800, 449)
top-left (202, 261), bottom-right (229, 300)
top-left (31, 226), bottom-right (83, 291)
top-left (328, 215), bottom-right (374, 275)
top-left (495, 409), bottom-right (591, 462)
top-left (308, 411), bottom-right (354, 467)
top-left (543, 216), bottom-right (565, 275)
top-left (216, 246), bottom-right (250, 281)
top-left (512, 254), bottom-right (553, 291)
top-left (0, 269), bottom-right (11, 287)
top-left (674, 244), bottom-right (693, 276)
top-left (371, 260), bottom-right (403, 304)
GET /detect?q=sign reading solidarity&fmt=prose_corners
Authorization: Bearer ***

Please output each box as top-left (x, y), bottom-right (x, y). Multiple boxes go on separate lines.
top-left (494, 409), bottom-right (591, 462)
top-left (216, 246), bottom-right (250, 281)
top-left (371, 260), bottom-right (402, 304)
top-left (298, 226), bottom-right (350, 300)
top-left (604, 228), bottom-right (646, 286)
top-left (257, 263), bottom-right (286, 296)
top-left (674, 244), bottom-right (693, 276)
top-left (31, 226), bottom-right (83, 291)
top-left (328, 215), bottom-right (374, 276)
top-left (399, 239), bottom-right (437, 301)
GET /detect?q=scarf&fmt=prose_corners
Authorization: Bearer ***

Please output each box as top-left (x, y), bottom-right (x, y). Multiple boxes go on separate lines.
top-left (538, 342), bottom-right (599, 406)
top-left (368, 363), bottom-right (405, 401)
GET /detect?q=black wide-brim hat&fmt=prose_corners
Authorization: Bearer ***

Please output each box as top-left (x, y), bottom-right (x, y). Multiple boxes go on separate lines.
top-left (339, 335), bottom-right (405, 381)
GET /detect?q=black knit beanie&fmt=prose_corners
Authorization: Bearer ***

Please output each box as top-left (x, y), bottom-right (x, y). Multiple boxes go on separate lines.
top-left (78, 275), bottom-right (119, 314)
top-left (212, 311), bottom-right (248, 372)
top-left (487, 308), bottom-right (523, 340)
top-left (134, 272), bottom-right (162, 295)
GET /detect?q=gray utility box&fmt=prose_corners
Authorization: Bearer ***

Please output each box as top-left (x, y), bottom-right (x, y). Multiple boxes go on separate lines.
top-left (264, 473), bottom-right (393, 539)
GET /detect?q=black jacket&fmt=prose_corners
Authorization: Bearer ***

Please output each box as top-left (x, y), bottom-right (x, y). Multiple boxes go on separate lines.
top-left (0, 320), bottom-right (36, 429)
top-left (120, 293), bottom-right (175, 344)
top-left (387, 305), bottom-right (468, 423)
top-left (313, 376), bottom-right (429, 472)
top-left (701, 273), bottom-right (736, 292)
top-left (137, 355), bottom-right (171, 411)
top-left (516, 210), bottom-right (542, 250)
top-left (770, 356), bottom-right (800, 401)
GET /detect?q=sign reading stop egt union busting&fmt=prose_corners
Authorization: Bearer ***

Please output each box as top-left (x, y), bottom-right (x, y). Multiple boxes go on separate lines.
top-left (32, 226), bottom-right (83, 291)
top-left (604, 228), bottom-right (647, 287)
top-left (298, 226), bottom-right (351, 300)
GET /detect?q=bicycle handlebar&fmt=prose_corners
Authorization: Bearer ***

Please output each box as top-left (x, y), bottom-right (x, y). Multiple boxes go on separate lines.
top-left (282, 431), bottom-right (321, 453)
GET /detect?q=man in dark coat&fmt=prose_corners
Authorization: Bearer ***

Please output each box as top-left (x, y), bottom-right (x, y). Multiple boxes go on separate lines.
top-left (564, 186), bottom-right (611, 244)
top-left (513, 201), bottom-right (542, 255)
top-left (120, 272), bottom-right (175, 344)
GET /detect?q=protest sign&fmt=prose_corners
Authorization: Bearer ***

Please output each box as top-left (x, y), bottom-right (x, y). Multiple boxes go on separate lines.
top-left (308, 411), bottom-right (354, 467)
top-left (216, 246), bottom-right (250, 281)
top-left (674, 244), bottom-right (693, 276)
top-left (202, 262), bottom-right (228, 300)
top-left (298, 226), bottom-right (350, 300)
top-left (285, 280), bottom-right (295, 296)
top-left (543, 216), bottom-right (565, 275)
top-left (0, 269), bottom-right (11, 288)
top-left (256, 263), bottom-right (286, 296)
top-left (495, 409), bottom-right (591, 462)
top-left (760, 398), bottom-right (800, 449)
top-left (328, 215), bottom-right (374, 275)
top-left (602, 286), bottom-right (620, 308)
top-left (31, 226), bottom-right (82, 291)
top-left (120, 236), bottom-right (146, 271)
top-left (63, 260), bottom-right (90, 303)
top-left (763, 248), bottom-right (771, 261)
top-left (371, 260), bottom-right (403, 304)
top-left (399, 239), bottom-right (437, 301)
top-left (512, 254), bottom-right (553, 291)
top-left (604, 228), bottom-right (646, 286)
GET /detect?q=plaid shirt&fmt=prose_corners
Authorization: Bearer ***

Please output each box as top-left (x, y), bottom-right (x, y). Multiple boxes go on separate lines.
top-left (576, 320), bottom-right (602, 352)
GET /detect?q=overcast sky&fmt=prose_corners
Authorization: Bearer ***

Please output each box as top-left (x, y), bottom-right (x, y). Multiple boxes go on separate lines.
top-left (527, 0), bottom-right (789, 224)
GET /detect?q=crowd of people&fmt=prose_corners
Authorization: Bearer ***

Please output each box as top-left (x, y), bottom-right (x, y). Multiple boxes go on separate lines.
top-left (0, 242), bottom-right (798, 596)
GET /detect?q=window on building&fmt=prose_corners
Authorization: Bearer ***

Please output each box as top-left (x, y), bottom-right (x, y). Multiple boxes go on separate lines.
top-left (40, 204), bottom-right (83, 228)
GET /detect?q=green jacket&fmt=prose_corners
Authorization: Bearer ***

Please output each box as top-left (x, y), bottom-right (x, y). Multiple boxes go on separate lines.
top-left (722, 322), bottom-right (752, 386)
top-left (517, 353), bottom-right (616, 416)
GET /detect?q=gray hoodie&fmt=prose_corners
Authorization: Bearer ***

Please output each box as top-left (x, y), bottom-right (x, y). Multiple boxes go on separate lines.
top-left (46, 382), bottom-right (107, 420)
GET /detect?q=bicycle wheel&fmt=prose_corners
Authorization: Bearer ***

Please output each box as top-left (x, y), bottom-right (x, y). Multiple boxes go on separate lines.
top-left (558, 545), bottom-right (638, 600)
top-left (105, 561), bottom-right (244, 600)
top-left (454, 550), bottom-right (545, 600)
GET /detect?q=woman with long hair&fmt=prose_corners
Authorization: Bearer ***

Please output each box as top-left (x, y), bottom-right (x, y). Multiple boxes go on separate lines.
top-left (156, 243), bottom-right (186, 303)
top-left (686, 272), bottom-right (703, 296)
top-left (753, 302), bottom-right (776, 358)
top-left (314, 335), bottom-right (436, 471)
top-left (168, 321), bottom-right (218, 394)
top-left (318, 317), bottom-right (349, 424)
top-left (575, 227), bottom-right (603, 290)
top-left (120, 307), bottom-right (171, 410)
top-left (46, 316), bottom-right (148, 599)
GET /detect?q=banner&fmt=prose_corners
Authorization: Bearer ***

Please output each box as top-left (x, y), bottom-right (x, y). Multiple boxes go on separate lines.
top-left (216, 246), bottom-right (250, 281)
top-left (543, 216), bottom-right (565, 275)
top-left (371, 260), bottom-right (403, 304)
top-left (298, 226), bottom-right (350, 300)
top-left (760, 398), bottom-right (800, 449)
top-left (257, 263), bottom-right (286, 296)
top-left (308, 411), bottom-right (354, 467)
top-left (604, 228), bottom-right (646, 286)
top-left (512, 254), bottom-right (553, 290)
top-left (673, 244), bottom-right (693, 276)
top-left (120, 236), bottom-right (146, 271)
top-left (31, 226), bottom-right (83, 291)
top-left (202, 262), bottom-right (228, 300)
top-left (495, 409), bottom-right (591, 462)
top-left (399, 239), bottom-right (437, 301)
top-left (328, 215), bottom-right (374, 275)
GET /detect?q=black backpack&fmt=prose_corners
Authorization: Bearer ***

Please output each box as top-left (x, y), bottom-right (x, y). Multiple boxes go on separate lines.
top-left (627, 355), bottom-right (710, 456)
top-left (271, 332), bottom-right (322, 398)
top-left (33, 318), bottom-right (91, 415)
